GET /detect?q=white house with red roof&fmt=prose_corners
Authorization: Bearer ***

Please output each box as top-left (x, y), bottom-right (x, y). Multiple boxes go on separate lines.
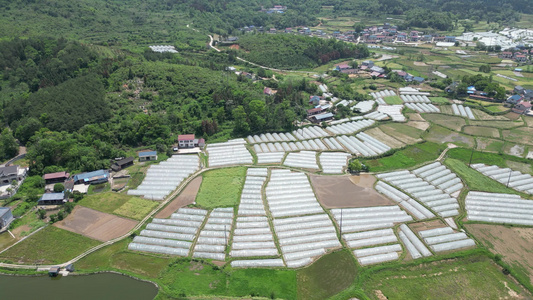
top-left (178, 134), bottom-right (205, 148)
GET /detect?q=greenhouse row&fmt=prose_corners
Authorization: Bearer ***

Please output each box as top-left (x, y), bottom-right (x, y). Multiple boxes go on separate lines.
top-left (247, 132), bottom-right (296, 144)
top-left (378, 165), bottom-right (462, 217)
top-left (265, 170), bottom-right (324, 218)
top-left (130, 207), bottom-right (208, 256)
top-left (451, 104), bottom-right (475, 119)
top-left (127, 155), bottom-right (200, 200)
top-left (377, 105), bottom-right (406, 122)
top-left (336, 99), bottom-right (355, 107)
top-left (329, 116), bottom-right (365, 125)
top-left (400, 95), bottom-right (431, 103)
top-left (413, 162), bottom-right (464, 194)
top-left (353, 100), bottom-right (375, 113)
top-left (374, 181), bottom-right (435, 220)
top-left (252, 139), bottom-right (328, 154)
top-left (343, 228), bottom-right (398, 249)
top-left (230, 259), bottom-right (285, 268)
top-left (471, 164), bottom-right (533, 194)
top-left (238, 173), bottom-right (267, 217)
top-left (207, 141), bottom-right (253, 167)
top-left (193, 207), bottom-right (234, 261)
top-left (327, 119), bottom-right (375, 135)
top-left (270, 209), bottom-right (341, 268)
top-left (331, 206), bottom-right (412, 234)
top-left (399, 224), bottom-right (432, 259)
top-left (256, 152), bottom-right (285, 164)
top-left (418, 226), bottom-right (475, 252)
top-left (320, 152), bottom-right (351, 174)
top-left (283, 151), bottom-right (320, 170)
top-left (404, 102), bottom-right (440, 113)
top-left (374, 98), bottom-right (387, 105)
top-left (465, 191), bottom-right (533, 226)
top-left (335, 134), bottom-right (390, 157)
top-left (364, 111), bottom-right (389, 120)
top-left (370, 89), bottom-right (397, 99)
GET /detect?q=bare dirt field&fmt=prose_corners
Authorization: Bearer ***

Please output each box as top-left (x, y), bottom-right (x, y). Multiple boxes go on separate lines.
top-left (466, 224), bottom-right (533, 285)
top-left (365, 127), bottom-right (405, 148)
top-left (156, 176), bottom-right (202, 218)
top-left (406, 113), bottom-right (425, 121)
top-left (406, 120), bottom-right (430, 131)
top-left (408, 220), bottom-right (450, 234)
top-left (310, 174), bottom-right (394, 209)
top-left (54, 206), bottom-right (138, 242)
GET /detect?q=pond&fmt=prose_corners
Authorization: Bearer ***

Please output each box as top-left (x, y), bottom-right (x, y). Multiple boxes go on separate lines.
top-left (0, 272), bottom-right (158, 300)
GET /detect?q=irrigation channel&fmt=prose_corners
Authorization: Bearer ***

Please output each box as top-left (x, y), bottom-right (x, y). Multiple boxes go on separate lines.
top-left (0, 273), bottom-right (158, 299)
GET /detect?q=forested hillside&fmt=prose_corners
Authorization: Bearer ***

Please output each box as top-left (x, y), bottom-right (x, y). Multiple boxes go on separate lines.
top-left (237, 35), bottom-right (369, 69)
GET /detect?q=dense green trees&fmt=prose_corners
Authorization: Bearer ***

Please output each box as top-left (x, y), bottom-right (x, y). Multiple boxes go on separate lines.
top-left (237, 35), bottom-right (369, 69)
top-left (0, 129), bottom-right (18, 161)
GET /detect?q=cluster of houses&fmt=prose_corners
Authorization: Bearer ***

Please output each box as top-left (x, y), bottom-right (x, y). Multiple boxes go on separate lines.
top-left (307, 95), bottom-right (334, 123)
top-left (0, 165), bottom-right (28, 229)
top-left (506, 86), bottom-right (533, 114)
top-left (361, 24), bottom-right (456, 45)
top-left (499, 49), bottom-right (531, 63)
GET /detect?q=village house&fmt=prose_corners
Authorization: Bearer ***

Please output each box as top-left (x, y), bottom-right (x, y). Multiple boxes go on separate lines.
top-left (307, 107), bottom-right (325, 117)
top-left (506, 94), bottom-right (523, 106)
top-left (512, 101), bottom-right (532, 114)
top-left (311, 112), bottom-right (334, 123)
top-left (38, 192), bottom-right (66, 205)
top-left (335, 63), bottom-right (351, 71)
top-left (111, 157), bottom-right (134, 172)
top-left (178, 135), bottom-right (205, 149)
top-left (444, 36), bottom-right (456, 43)
top-left (263, 87), bottom-right (277, 96)
top-left (0, 166), bottom-right (26, 186)
top-left (515, 54), bottom-right (528, 62)
top-left (139, 151), bottom-right (158, 161)
top-left (309, 95), bottom-right (323, 106)
top-left (73, 170), bottom-right (110, 185)
top-left (500, 51), bottom-right (513, 59)
top-left (43, 171), bottom-right (70, 185)
top-left (0, 207), bottom-right (13, 229)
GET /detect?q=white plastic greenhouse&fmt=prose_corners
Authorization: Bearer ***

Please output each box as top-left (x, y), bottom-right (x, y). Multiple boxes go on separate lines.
top-left (193, 207), bottom-right (234, 260)
top-left (207, 139), bottom-right (253, 167)
top-left (465, 191), bottom-right (533, 225)
top-left (353, 100), bottom-right (375, 113)
top-left (377, 105), bottom-right (406, 122)
top-left (471, 164), bottom-right (533, 194)
top-left (127, 155), bottom-right (199, 200)
top-left (320, 152), bottom-right (351, 174)
top-left (399, 224), bottom-right (432, 257)
top-left (327, 119), bottom-right (375, 135)
top-left (283, 151), bottom-right (319, 169)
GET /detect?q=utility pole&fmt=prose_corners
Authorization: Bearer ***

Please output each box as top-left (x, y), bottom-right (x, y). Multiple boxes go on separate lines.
top-left (468, 147), bottom-right (475, 167)
top-left (339, 208), bottom-right (343, 236)
top-left (506, 169), bottom-right (513, 188)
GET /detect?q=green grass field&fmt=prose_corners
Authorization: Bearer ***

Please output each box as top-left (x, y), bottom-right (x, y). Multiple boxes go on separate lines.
top-left (195, 167), bottom-right (246, 209)
top-left (383, 95), bottom-right (403, 105)
top-left (362, 142), bottom-right (445, 172)
top-left (429, 97), bottom-right (450, 104)
top-left (361, 254), bottom-right (529, 300)
top-left (297, 250), bottom-right (357, 300)
top-left (476, 137), bottom-right (504, 152)
top-left (113, 197), bottom-right (158, 220)
top-left (0, 226), bottom-right (100, 264)
top-left (158, 259), bottom-right (297, 299)
top-left (78, 192), bottom-right (157, 220)
top-left (444, 158), bottom-right (521, 194)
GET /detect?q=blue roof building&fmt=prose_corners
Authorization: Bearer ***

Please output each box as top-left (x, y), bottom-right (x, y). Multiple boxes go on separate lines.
top-left (139, 151), bottom-right (158, 161)
top-left (413, 77), bottom-right (425, 83)
top-left (73, 170), bottom-right (109, 184)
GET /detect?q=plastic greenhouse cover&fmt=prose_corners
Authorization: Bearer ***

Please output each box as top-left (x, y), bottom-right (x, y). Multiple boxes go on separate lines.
top-left (197, 237), bottom-right (228, 245)
top-left (170, 213), bottom-right (205, 222)
top-left (343, 229), bottom-right (394, 241)
top-left (140, 230), bottom-right (194, 241)
top-left (466, 204), bottom-right (533, 215)
top-left (230, 249), bottom-right (278, 257)
top-left (424, 232), bottom-right (468, 245)
top-left (438, 210), bottom-right (459, 217)
top-left (418, 227), bottom-right (454, 238)
top-left (430, 239), bottom-right (475, 252)
top-left (399, 231), bottom-right (421, 259)
top-left (152, 219), bottom-right (202, 228)
top-left (286, 257), bottom-right (312, 268)
top-left (400, 224), bottom-right (431, 257)
top-left (347, 235), bottom-right (397, 248)
top-left (278, 233), bottom-right (338, 246)
top-left (353, 244), bottom-right (402, 258)
top-left (133, 236), bottom-right (192, 249)
top-left (177, 207), bottom-right (207, 215)
top-left (233, 234), bottom-right (273, 242)
top-left (146, 224), bottom-right (198, 234)
top-left (231, 241), bottom-right (276, 250)
top-left (399, 201), bottom-right (425, 220)
top-left (281, 239), bottom-right (340, 253)
top-left (467, 215), bottom-right (533, 225)
top-left (193, 252), bottom-right (226, 260)
top-left (284, 248), bottom-right (325, 261)
top-left (194, 244), bottom-right (225, 252)
top-left (331, 206), bottom-right (401, 215)
top-left (276, 227), bottom-right (336, 239)
top-left (358, 252), bottom-right (399, 266)
top-left (129, 243), bottom-right (189, 256)
top-left (273, 214), bottom-right (330, 225)
top-left (406, 199), bottom-right (435, 218)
